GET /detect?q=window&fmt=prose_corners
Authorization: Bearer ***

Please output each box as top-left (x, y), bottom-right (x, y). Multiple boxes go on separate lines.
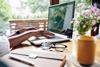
top-left (8, 0), bottom-right (50, 19)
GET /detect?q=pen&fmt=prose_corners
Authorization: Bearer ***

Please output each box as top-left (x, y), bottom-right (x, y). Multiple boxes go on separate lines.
top-left (10, 54), bottom-right (35, 66)
top-left (11, 52), bottom-right (63, 61)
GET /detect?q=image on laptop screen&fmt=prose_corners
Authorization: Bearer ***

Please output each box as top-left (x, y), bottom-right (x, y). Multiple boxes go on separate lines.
top-left (48, 1), bottom-right (75, 38)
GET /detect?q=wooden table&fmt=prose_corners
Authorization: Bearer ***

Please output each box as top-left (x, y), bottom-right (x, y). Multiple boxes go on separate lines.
top-left (1, 43), bottom-right (67, 67)
top-left (1, 39), bottom-right (100, 67)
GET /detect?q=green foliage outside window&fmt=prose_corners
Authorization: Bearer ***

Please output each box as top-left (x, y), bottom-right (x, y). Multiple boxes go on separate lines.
top-left (0, 0), bottom-right (11, 21)
top-left (0, 0), bottom-right (11, 32)
top-left (11, 0), bottom-right (49, 19)
top-left (76, 0), bottom-right (92, 5)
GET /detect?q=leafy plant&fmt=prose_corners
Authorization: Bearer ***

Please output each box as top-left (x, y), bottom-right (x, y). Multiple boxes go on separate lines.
top-left (74, 6), bottom-right (100, 35)
top-left (77, 15), bottom-right (93, 35)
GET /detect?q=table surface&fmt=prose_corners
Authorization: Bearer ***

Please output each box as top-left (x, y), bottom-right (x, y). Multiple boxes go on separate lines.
top-left (1, 42), bottom-right (67, 67)
top-left (1, 39), bottom-right (100, 67)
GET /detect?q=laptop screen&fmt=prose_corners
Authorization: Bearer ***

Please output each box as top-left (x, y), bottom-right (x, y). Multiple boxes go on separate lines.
top-left (48, 1), bottom-right (75, 38)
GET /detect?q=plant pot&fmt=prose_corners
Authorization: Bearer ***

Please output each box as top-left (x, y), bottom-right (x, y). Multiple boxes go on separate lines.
top-left (77, 35), bottom-right (96, 66)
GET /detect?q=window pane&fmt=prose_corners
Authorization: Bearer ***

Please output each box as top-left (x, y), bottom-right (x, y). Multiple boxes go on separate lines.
top-left (8, 0), bottom-right (50, 19)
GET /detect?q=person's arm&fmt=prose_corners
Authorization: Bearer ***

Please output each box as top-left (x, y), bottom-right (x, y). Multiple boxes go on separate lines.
top-left (11, 27), bottom-right (36, 36)
top-left (8, 30), bottom-right (41, 48)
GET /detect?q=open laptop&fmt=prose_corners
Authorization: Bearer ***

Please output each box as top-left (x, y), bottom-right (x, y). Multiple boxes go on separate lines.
top-left (26, 1), bottom-right (75, 45)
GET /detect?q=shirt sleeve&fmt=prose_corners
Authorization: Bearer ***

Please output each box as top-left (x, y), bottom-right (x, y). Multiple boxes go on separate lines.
top-left (0, 36), bottom-right (11, 57)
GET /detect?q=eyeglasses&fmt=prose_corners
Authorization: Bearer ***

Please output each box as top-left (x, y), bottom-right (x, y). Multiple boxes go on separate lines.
top-left (41, 42), bottom-right (67, 52)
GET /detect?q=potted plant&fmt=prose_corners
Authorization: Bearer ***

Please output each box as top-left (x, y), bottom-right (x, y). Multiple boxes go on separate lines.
top-left (73, 5), bottom-right (100, 66)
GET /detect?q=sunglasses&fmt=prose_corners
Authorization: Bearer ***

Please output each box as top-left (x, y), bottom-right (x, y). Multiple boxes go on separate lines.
top-left (41, 42), bottom-right (67, 52)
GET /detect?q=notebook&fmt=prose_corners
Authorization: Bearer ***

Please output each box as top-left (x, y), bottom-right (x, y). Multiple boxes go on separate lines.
top-left (4, 46), bottom-right (67, 67)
